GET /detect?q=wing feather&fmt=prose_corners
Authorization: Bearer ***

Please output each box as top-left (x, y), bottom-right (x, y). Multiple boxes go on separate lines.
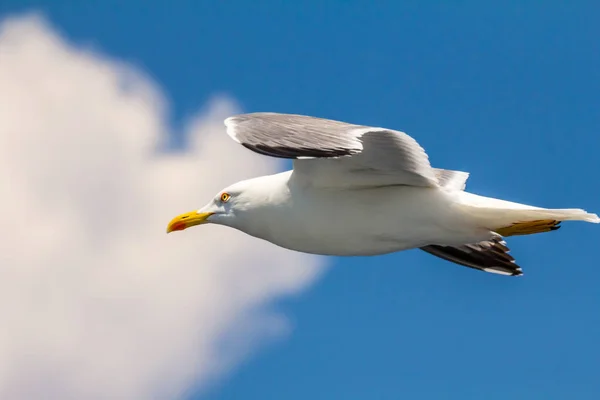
top-left (225, 113), bottom-right (438, 188)
top-left (434, 169), bottom-right (470, 191)
top-left (420, 236), bottom-right (523, 276)
top-left (226, 112), bottom-right (363, 158)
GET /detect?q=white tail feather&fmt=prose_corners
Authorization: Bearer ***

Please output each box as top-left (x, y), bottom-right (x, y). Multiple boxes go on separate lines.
top-left (457, 192), bottom-right (600, 229)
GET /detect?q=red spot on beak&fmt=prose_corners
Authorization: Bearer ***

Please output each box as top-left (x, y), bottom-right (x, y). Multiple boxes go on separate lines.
top-left (169, 221), bottom-right (187, 232)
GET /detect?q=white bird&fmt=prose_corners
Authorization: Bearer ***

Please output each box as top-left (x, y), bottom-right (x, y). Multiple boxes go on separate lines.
top-left (167, 113), bottom-right (599, 276)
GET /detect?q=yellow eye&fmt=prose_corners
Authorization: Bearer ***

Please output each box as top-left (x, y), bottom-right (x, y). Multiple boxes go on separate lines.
top-left (220, 192), bottom-right (231, 202)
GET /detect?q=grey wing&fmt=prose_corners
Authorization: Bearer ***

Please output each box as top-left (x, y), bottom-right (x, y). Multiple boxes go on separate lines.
top-left (420, 237), bottom-right (523, 276)
top-left (225, 112), bottom-right (439, 188)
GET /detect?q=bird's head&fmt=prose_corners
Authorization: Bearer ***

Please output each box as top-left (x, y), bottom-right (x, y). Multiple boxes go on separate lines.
top-left (166, 178), bottom-right (269, 234)
top-left (166, 189), bottom-right (239, 233)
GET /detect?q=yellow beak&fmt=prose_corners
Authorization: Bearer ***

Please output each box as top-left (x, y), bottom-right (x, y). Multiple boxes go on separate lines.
top-left (166, 211), bottom-right (214, 233)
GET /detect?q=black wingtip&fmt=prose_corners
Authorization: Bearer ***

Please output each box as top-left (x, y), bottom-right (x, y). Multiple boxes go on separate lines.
top-left (241, 143), bottom-right (353, 159)
top-left (421, 236), bottom-right (524, 277)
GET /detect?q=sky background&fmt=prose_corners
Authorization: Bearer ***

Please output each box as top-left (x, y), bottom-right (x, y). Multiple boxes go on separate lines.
top-left (1, 1), bottom-right (599, 399)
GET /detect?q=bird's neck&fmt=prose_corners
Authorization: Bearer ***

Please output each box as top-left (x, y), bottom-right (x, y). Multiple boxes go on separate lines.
top-left (230, 172), bottom-right (293, 240)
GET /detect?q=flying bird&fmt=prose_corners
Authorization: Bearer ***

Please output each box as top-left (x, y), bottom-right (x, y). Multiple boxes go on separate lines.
top-left (167, 113), bottom-right (599, 276)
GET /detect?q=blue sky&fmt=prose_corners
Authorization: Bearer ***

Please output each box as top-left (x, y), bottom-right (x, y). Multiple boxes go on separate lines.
top-left (2, 1), bottom-right (599, 399)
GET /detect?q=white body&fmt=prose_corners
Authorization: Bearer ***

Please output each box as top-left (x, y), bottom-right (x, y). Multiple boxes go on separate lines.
top-left (214, 170), bottom-right (572, 256)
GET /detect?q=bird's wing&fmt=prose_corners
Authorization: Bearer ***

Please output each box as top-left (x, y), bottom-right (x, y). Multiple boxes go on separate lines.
top-left (420, 236), bottom-right (523, 276)
top-left (433, 168), bottom-right (470, 191)
top-left (225, 112), bottom-right (439, 188)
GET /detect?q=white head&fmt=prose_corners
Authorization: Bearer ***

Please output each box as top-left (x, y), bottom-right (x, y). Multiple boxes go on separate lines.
top-left (166, 176), bottom-right (280, 234)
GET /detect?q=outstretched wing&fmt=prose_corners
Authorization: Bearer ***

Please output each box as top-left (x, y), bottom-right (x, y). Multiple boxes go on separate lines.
top-left (420, 236), bottom-right (523, 276)
top-left (225, 112), bottom-right (439, 188)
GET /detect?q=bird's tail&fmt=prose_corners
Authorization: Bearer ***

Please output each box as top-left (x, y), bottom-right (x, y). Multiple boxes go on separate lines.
top-left (456, 192), bottom-right (600, 237)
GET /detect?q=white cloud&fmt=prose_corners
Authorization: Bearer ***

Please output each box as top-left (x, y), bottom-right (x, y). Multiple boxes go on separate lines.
top-left (0, 14), bottom-right (325, 400)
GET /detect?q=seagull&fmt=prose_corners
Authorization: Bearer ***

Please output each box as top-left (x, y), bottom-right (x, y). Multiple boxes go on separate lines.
top-left (167, 113), bottom-right (599, 276)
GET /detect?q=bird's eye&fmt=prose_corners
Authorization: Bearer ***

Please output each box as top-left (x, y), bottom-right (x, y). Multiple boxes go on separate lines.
top-left (220, 192), bottom-right (231, 202)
